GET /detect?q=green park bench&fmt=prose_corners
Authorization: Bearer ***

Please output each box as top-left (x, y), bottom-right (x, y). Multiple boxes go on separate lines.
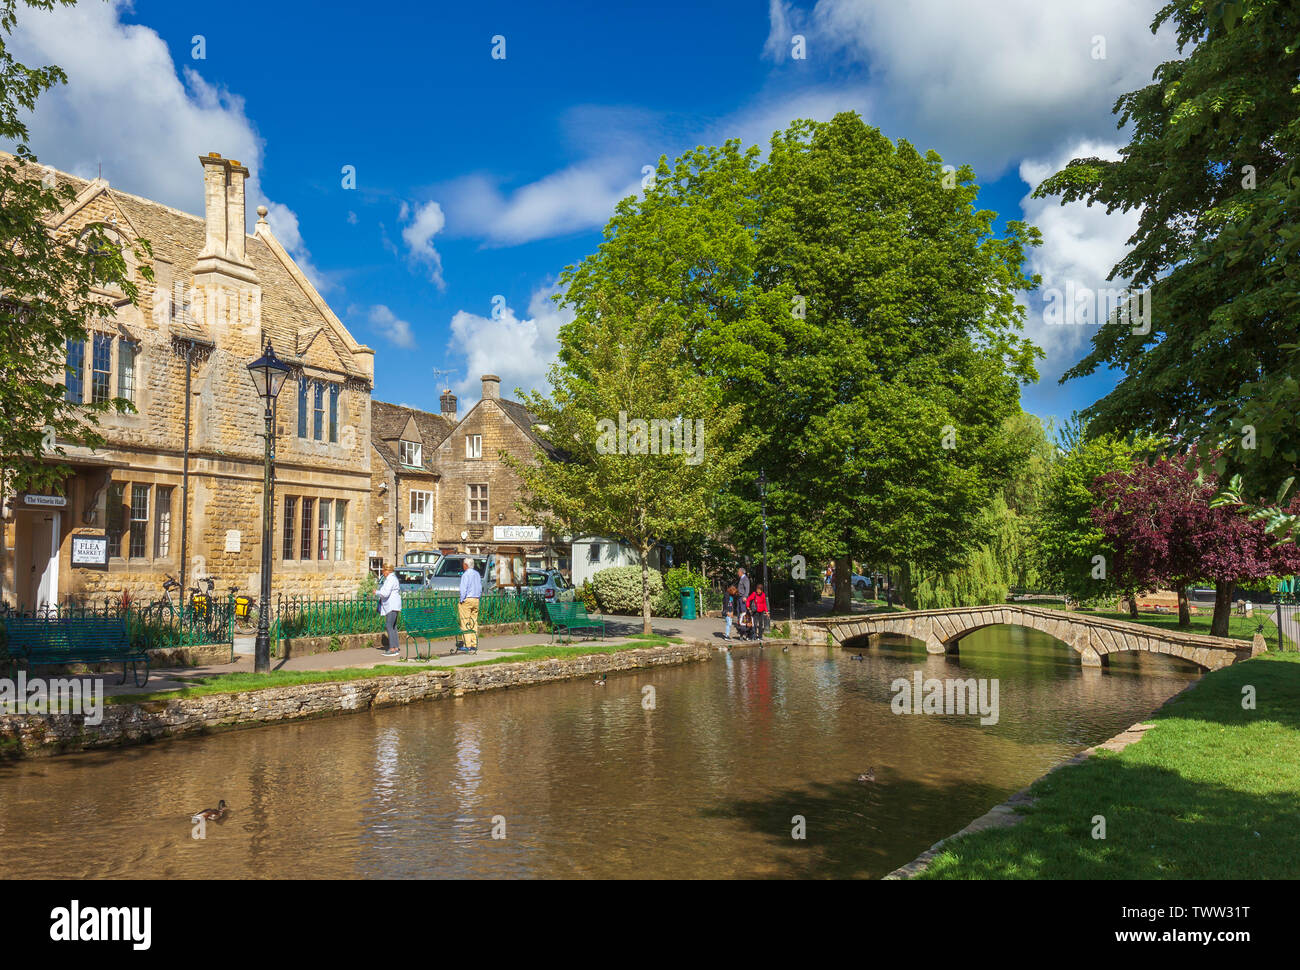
top-left (400, 604), bottom-right (473, 661)
top-left (2, 616), bottom-right (149, 687)
top-left (545, 601), bottom-right (606, 644)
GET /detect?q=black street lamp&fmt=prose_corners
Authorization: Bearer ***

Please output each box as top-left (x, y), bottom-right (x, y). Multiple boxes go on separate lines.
top-left (246, 341), bottom-right (291, 674)
top-left (759, 468), bottom-right (769, 641)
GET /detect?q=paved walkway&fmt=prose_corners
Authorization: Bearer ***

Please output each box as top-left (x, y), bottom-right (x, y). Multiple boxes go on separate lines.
top-left (69, 596), bottom-right (871, 699)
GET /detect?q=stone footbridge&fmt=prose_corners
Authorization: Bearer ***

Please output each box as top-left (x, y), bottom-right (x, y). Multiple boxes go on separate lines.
top-left (793, 604), bottom-right (1248, 671)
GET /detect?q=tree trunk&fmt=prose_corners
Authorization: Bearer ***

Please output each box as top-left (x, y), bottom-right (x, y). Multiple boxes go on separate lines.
top-left (897, 561), bottom-right (914, 610)
top-left (1177, 586), bottom-right (1191, 627)
top-left (1211, 580), bottom-right (1234, 638)
top-left (833, 554), bottom-right (852, 613)
top-left (640, 544), bottom-right (652, 636)
top-left (1127, 590), bottom-right (1139, 619)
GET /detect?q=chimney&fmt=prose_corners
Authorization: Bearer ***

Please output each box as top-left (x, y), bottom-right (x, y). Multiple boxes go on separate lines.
top-left (481, 374), bottom-right (500, 400)
top-left (199, 153), bottom-right (228, 259)
top-left (440, 388), bottom-right (458, 421)
top-left (225, 158), bottom-right (250, 263)
top-left (194, 152), bottom-right (256, 283)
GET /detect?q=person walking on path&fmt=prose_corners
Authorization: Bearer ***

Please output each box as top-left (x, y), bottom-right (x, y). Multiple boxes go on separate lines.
top-left (746, 583), bottom-right (770, 641)
top-left (377, 564), bottom-right (402, 657)
top-left (458, 557), bottom-right (482, 652)
top-left (737, 568), bottom-right (750, 613)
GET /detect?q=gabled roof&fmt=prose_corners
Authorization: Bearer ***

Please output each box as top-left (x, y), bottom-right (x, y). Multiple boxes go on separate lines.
top-left (5, 150), bottom-right (372, 382)
top-left (370, 400), bottom-right (454, 473)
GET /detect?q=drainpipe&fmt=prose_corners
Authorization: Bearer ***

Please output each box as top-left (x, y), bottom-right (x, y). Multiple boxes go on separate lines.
top-left (178, 341), bottom-right (193, 593)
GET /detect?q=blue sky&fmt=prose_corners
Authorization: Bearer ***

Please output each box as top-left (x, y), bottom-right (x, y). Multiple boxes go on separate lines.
top-left (10, 0), bottom-right (1182, 429)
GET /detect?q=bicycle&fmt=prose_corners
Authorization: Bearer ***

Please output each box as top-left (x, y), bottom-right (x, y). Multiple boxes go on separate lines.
top-left (229, 585), bottom-right (258, 634)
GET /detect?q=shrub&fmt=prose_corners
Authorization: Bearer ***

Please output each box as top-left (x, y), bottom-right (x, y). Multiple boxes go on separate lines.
top-left (592, 565), bottom-right (663, 615)
top-left (579, 580), bottom-right (600, 613)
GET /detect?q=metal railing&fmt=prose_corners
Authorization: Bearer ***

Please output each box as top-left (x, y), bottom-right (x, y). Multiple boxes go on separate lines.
top-left (0, 594), bottom-right (235, 653)
top-left (269, 590), bottom-right (546, 646)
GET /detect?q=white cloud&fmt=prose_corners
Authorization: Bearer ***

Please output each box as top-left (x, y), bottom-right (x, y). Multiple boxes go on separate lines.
top-left (1018, 140), bottom-right (1141, 378)
top-left (367, 305), bottom-right (417, 349)
top-left (763, 0), bottom-right (800, 62)
top-left (447, 287), bottom-right (572, 402)
top-left (442, 163), bottom-right (642, 247)
top-left (6, 1), bottom-right (327, 289)
top-left (399, 199), bottom-right (446, 289)
top-left (774, 0), bottom-right (1178, 176)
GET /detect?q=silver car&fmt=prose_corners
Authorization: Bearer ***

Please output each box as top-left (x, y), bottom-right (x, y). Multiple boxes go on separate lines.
top-left (424, 554), bottom-right (496, 593)
top-left (521, 569), bottom-right (575, 604)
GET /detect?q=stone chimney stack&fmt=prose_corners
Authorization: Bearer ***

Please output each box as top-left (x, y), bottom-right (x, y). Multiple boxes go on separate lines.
top-left (440, 388), bottom-right (458, 421)
top-left (225, 158), bottom-right (250, 263)
top-left (194, 152), bottom-right (256, 284)
top-left (481, 374), bottom-right (500, 401)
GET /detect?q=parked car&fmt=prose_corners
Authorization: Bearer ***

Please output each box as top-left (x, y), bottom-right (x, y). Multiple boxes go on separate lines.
top-left (404, 549), bottom-right (442, 567)
top-left (424, 554), bottom-right (496, 593)
top-left (521, 569), bottom-right (575, 604)
top-left (852, 574), bottom-right (873, 592)
top-left (395, 565), bottom-right (437, 592)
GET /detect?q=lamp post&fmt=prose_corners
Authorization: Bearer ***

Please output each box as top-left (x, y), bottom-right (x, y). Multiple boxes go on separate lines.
top-left (246, 341), bottom-right (291, 674)
top-left (759, 469), bottom-right (769, 638)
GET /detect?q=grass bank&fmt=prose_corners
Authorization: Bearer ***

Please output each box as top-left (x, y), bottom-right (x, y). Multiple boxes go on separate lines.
top-left (1024, 600), bottom-right (1296, 650)
top-left (114, 635), bottom-right (682, 703)
top-left (916, 651), bottom-right (1300, 879)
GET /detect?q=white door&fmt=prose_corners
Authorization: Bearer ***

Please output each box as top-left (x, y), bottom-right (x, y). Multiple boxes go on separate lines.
top-left (33, 512), bottom-right (60, 610)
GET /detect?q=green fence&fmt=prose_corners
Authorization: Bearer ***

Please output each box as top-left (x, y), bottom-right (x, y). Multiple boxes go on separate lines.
top-left (270, 590), bottom-right (546, 645)
top-left (0, 596), bottom-right (235, 652)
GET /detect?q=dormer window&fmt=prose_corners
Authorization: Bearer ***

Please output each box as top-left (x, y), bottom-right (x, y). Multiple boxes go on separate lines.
top-left (400, 440), bottom-right (422, 467)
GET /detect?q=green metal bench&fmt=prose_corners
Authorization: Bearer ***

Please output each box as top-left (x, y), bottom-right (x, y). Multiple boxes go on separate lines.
top-left (400, 604), bottom-right (473, 661)
top-left (2, 616), bottom-right (149, 686)
top-left (545, 601), bottom-right (605, 643)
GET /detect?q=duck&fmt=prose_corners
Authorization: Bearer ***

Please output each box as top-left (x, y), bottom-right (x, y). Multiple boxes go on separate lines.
top-left (191, 799), bottom-right (228, 823)
top-left (593, 674), bottom-right (607, 686)
top-left (857, 768), bottom-right (876, 783)
top-left (782, 645), bottom-right (789, 653)
top-left (851, 653), bottom-right (866, 661)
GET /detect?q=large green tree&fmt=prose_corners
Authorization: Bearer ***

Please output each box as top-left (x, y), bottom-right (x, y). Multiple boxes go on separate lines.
top-left (561, 113), bottom-right (1043, 613)
top-left (1035, 0), bottom-right (1299, 538)
top-left (1, 0), bottom-right (149, 503)
top-left (508, 297), bottom-right (752, 634)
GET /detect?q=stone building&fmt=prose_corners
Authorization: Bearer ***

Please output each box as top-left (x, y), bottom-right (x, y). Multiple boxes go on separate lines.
top-left (368, 376), bottom-right (568, 573)
top-left (0, 151), bottom-right (375, 611)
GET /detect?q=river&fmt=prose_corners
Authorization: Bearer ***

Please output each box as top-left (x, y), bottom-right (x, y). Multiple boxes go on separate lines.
top-left (0, 625), bottom-right (1198, 879)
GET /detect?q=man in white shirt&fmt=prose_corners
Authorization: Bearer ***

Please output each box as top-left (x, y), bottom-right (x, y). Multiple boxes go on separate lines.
top-left (376, 564), bottom-right (402, 657)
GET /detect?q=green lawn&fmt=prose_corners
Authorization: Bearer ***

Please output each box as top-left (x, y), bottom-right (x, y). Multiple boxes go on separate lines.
top-left (1026, 600), bottom-right (1296, 650)
top-left (114, 635), bottom-right (684, 702)
top-left (458, 635), bottom-right (680, 667)
top-left (916, 651), bottom-right (1300, 879)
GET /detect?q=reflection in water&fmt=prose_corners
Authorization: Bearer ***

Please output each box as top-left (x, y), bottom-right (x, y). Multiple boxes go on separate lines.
top-left (0, 626), bottom-right (1198, 879)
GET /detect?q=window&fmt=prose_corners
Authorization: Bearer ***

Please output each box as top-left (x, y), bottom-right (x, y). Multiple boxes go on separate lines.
top-left (329, 384), bottom-right (340, 443)
top-left (300, 498), bottom-right (314, 560)
top-left (106, 482), bottom-right (125, 558)
top-left (313, 382), bottom-right (325, 440)
top-left (409, 490), bottom-right (432, 532)
top-left (92, 333), bottom-right (112, 405)
top-left (65, 338), bottom-right (85, 403)
top-left (466, 434), bottom-right (482, 459)
top-left (117, 341), bottom-right (137, 404)
top-left (283, 497), bottom-right (297, 560)
top-left (468, 484), bottom-right (488, 523)
top-left (129, 485), bottom-right (149, 559)
top-left (588, 543), bottom-right (601, 563)
top-left (155, 487), bottom-right (173, 559)
top-left (297, 379), bottom-right (308, 438)
top-left (399, 440), bottom-right (422, 467)
top-left (334, 500), bottom-right (347, 560)
top-left (318, 499), bottom-right (333, 561)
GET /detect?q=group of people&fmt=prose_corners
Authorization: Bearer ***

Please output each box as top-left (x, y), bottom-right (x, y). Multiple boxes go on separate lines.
top-left (375, 558), bottom-right (482, 657)
top-left (723, 566), bottom-right (769, 641)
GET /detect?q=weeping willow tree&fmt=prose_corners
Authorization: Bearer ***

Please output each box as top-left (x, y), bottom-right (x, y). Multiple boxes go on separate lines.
top-left (901, 412), bottom-right (1051, 609)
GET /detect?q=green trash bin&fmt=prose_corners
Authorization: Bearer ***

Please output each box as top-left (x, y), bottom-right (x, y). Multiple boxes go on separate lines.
top-left (680, 587), bottom-right (697, 620)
